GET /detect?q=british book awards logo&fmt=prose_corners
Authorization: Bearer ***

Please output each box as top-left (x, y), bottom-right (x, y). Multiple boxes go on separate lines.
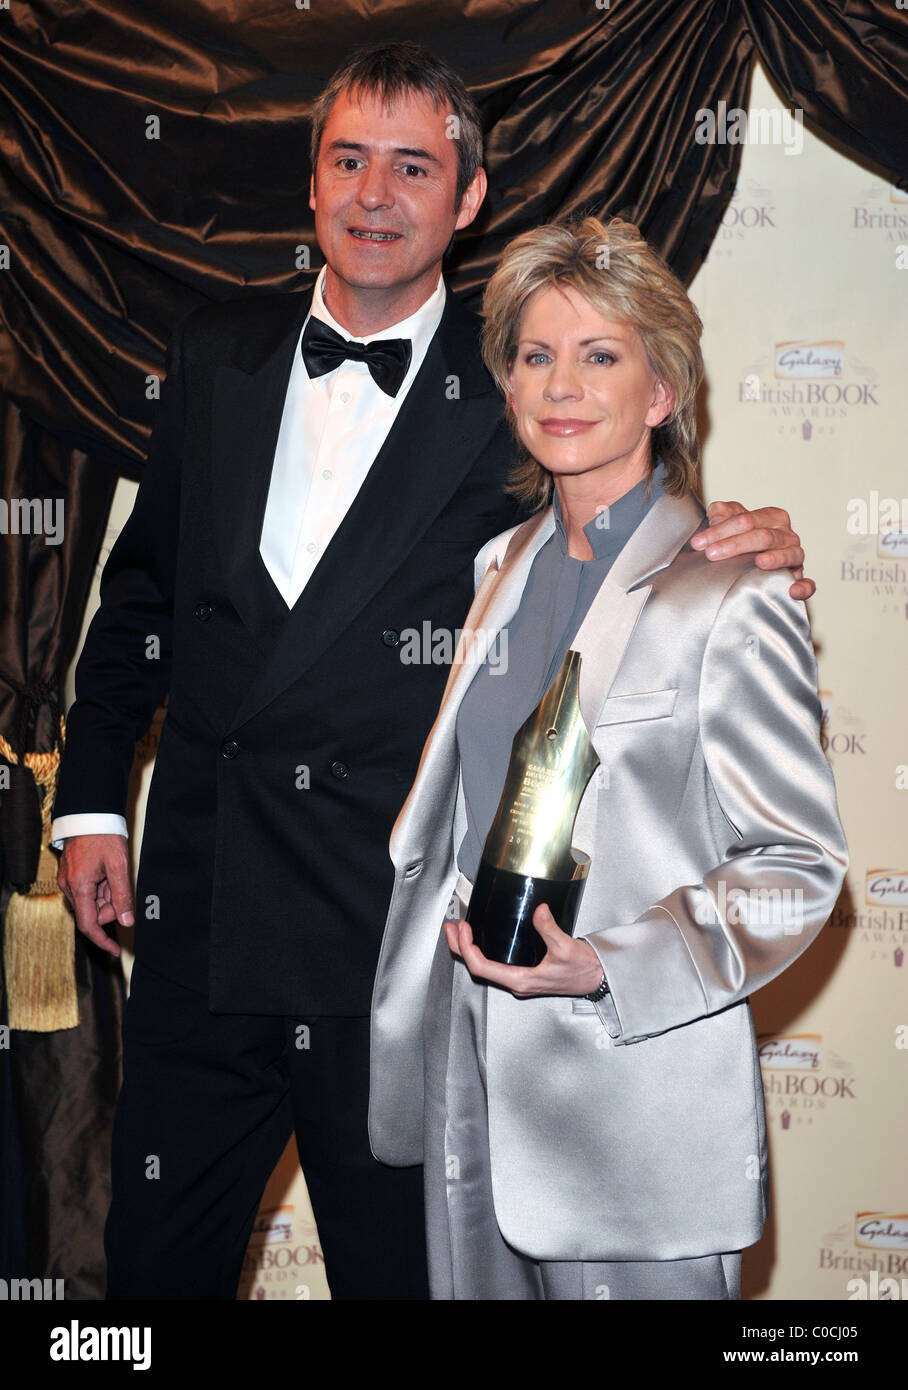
top-left (738, 337), bottom-right (879, 446)
top-left (828, 869), bottom-right (907, 969)
top-left (238, 1203), bottom-right (325, 1301)
top-left (866, 871), bottom-right (908, 967)
top-left (877, 527), bottom-right (908, 562)
top-left (775, 341), bottom-right (845, 379)
top-left (818, 692), bottom-right (866, 761)
top-left (821, 1214), bottom-right (908, 1298)
top-left (703, 177), bottom-right (778, 262)
top-left (865, 870), bottom-right (908, 911)
top-left (855, 1214), bottom-right (908, 1251)
top-left (851, 178), bottom-right (908, 244)
top-left (758, 1033), bottom-right (856, 1130)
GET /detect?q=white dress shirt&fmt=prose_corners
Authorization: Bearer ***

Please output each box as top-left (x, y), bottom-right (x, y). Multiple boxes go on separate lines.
top-left (51, 268), bottom-right (447, 848)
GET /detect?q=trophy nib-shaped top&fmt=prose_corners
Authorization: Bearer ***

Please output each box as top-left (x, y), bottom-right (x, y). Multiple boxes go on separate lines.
top-left (481, 650), bottom-right (600, 880)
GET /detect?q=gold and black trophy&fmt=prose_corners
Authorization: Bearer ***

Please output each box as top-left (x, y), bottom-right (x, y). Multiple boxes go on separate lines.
top-left (465, 650), bottom-right (600, 966)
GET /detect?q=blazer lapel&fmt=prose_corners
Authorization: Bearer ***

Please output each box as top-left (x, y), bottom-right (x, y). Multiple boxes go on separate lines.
top-left (392, 491), bottom-right (706, 869)
top-left (391, 509), bottom-right (554, 864)
top-left (440, 509), bottom-right (555, 735)
top-left (571, 491), bottom-right (707, 729)
top-left (225, 290), bottom-right (511, 731)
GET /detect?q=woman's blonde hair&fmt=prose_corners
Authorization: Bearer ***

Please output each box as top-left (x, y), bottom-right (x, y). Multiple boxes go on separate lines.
top-left (480, 215), bottom-right (704, 509)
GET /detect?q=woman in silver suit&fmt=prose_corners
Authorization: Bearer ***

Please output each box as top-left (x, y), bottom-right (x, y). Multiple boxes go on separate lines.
top-left (368, 216), bottom-right (848, 1300)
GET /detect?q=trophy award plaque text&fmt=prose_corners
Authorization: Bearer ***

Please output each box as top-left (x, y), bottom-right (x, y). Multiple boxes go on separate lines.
top-left (465, 650), bottom-right (599, 966)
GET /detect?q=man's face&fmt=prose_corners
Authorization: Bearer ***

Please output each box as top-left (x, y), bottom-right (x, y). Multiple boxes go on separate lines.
top-left (309, 85), bottom-right (486, 317)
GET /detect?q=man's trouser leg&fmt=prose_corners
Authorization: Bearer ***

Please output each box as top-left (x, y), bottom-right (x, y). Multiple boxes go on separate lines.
top-left (105, 962), bottom-right (428, 1299)
top-left (287, 1014), bottom-right (428, 1300)
top-left (105, 962), bottom-right (294, 1299)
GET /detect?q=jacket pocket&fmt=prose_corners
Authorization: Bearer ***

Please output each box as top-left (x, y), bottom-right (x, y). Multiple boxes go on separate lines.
top-left (595, 687), bottom-right (678, 726)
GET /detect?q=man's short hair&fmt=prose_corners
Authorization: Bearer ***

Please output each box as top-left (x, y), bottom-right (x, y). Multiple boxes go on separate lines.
top-left (310, 41), bottom-right (484, 208)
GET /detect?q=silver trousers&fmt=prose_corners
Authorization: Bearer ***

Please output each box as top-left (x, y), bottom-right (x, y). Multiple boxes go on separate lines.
top-left (422, 911), bottom-right (742, 1301)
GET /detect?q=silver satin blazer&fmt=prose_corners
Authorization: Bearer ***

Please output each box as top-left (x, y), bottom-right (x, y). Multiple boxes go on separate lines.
top-left (369, 490), bottom-right (848, 1262)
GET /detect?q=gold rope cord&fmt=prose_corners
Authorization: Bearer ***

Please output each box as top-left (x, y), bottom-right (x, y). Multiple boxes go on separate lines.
top-left (1, 717), bottom-right (79, 1031)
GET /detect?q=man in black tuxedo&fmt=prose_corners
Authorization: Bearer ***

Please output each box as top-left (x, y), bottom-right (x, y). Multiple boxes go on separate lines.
top-left (52, 42), bottom-right (813, 1300)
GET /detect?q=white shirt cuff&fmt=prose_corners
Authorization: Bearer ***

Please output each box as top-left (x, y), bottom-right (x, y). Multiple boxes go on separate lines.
top-left (50, 813), bottom-right (129, 851)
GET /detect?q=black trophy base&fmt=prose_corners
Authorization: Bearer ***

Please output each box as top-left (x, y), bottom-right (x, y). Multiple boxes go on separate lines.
top-left (464, 861), bottom-right (588, 967)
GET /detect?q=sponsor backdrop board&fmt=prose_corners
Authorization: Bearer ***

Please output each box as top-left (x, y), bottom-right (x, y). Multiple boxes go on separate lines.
top-left (64, 62), bottom-right (906, 1300)
top-left (688, 63), bottom-right (907, 1301)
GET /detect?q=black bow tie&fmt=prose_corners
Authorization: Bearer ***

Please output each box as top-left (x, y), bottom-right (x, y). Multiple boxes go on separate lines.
top-left (301, 317), bottom-right (412, 398)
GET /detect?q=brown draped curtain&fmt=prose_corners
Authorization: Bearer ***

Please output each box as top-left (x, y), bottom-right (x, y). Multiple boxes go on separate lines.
top-left (0, 0), bottom-right (904, 1296)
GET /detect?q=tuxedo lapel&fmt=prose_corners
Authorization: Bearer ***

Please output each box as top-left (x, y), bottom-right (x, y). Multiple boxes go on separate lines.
top-left (212, 296), bottom-right (311, 646)
top-left (222, 290), bottom-right (508, 732)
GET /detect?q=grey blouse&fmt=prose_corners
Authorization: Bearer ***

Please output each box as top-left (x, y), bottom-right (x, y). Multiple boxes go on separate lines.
top-left (455, 459), bottom-right (667, 881)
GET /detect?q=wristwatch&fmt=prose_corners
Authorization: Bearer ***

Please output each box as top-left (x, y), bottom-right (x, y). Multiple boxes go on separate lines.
top-left (583, 970), bottom-right (610, 1003)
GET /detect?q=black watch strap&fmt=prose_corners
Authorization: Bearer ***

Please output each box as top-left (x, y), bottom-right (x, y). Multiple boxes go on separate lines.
top-left (584, 971), bottom-right (610, 1003)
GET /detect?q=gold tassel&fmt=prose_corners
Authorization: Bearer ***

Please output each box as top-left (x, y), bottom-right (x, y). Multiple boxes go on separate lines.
top-left (1, 724), bottom-right (79, 1032)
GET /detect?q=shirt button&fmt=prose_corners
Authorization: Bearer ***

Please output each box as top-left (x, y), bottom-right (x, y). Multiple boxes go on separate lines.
top-left (339, 391), bottom-right (351, 404)
top-left (330, 761), bottom-right (349, 780)
top-left (381, 629), bottom-right (400, 647)
top-left (306, 542), bottom-right (316, 554)
top-left (322, 469), bottom-right (333, 480)
top-left (194, 601), bottom-right (213, 621)
top-left (221, 740), bottom-right (239, 759)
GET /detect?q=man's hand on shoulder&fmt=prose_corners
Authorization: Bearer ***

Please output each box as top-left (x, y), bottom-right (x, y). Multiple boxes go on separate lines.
top-left (57, 833), bottom-right (134, 957)
top-left (691, 499), bottom-right (815, 601)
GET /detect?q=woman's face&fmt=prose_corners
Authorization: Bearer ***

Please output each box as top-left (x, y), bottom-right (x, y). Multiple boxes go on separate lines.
top-left (506, 283), bottom-right (673, 488)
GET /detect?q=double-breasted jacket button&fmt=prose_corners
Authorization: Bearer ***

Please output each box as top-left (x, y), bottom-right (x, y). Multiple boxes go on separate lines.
top-left (330, 760), bottom-right (349, 780)
top-left (194, 601), bottom-right (213, 621)
top-left (381, 629), bottom-right (400, 647)
top-left (221, 739), bottom-right (239, 759)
